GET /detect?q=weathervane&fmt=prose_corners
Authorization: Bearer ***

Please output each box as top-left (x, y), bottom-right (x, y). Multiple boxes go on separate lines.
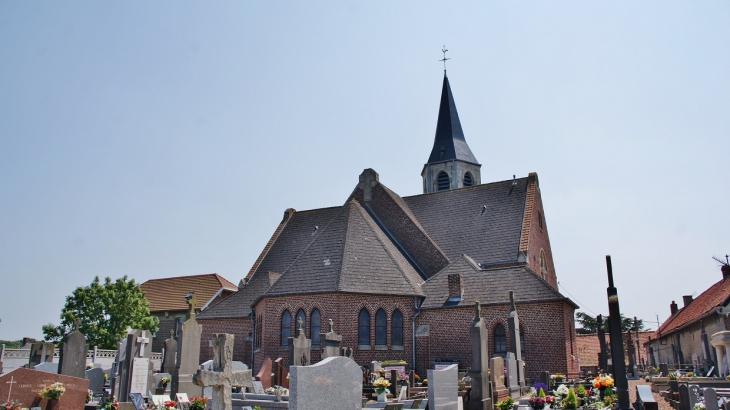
top-left (439, 46), bottom-right (450, 73)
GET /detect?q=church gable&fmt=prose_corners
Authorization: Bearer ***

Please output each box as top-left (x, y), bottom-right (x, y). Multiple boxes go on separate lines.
top-left (264, 200), bottom-right (424, 298)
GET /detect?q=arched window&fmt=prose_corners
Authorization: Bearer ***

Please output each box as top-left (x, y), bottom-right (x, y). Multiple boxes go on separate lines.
top-left (375, 309), bottom-right (387, 346)
top-left (463, 172), bottom-right (473, 187)
top-left (311, 309), bottom-right (321, 346)
top-left (358, 309), bottom-right (370, 347)
top-left (437, 171), bottom-right (450, 191)
top-left (296, 309), bottom-right (306, 337)
top-left (392, 310), bottom-right (403, 348)
top-left (540, 249), bottom-right (548, 279)
top-left (281, 310), bottom-right (291, 346)
top-left (520, 326), bottom-right (525, 356)
top-left (494, 324), bottom-right (507, 357)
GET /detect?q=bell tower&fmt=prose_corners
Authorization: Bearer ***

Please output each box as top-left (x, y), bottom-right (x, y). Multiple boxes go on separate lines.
top-left (421, 74), bottom-right (481, 194)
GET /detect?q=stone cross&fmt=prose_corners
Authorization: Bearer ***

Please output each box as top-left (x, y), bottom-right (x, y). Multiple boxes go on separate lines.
top-left (194, 334), bottom-right (252, 410)
top-left (329, 319), bottom-right (334, 333)
top-left (186, 294), bottom-right (197, 320)
top-left (6, 375), bottom-right (16, 402)
top-left (298, 317), bottom-right (304, 334)
top-left (136, 331), bottom-right (149, 357)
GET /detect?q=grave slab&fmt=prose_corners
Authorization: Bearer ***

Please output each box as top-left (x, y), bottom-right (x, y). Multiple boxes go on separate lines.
top-left (288, 356), bottom-right (361, 410)
top-left (0, 367), bottom-right (89, 410)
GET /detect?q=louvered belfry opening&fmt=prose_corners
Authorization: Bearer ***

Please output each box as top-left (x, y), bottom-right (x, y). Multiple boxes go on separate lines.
top-left (463, 172), bottom-right (472, 187)
top-left (437, 171), bottom-right (450, 191)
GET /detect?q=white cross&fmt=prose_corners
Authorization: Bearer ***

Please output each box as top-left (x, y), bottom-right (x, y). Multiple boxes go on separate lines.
top-left (137, 331), bottom-right (150, 357)
top-left (6, 375), bottom-right (16, 402)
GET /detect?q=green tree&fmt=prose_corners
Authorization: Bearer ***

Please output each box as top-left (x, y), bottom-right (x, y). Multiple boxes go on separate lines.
top-left (42, 276), bottom-right (159, 349)
top-left (575, 311), bottom-right (646, 334)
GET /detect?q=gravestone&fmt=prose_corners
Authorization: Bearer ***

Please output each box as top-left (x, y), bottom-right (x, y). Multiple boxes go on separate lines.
top-left (467, 301), bottom-right (491, 410)
top-left (87, 367), bottom-right (106, 394)
top-left (273, 358), bottom-right (289, 389)
top-left (172, 296), bottom-right (203, 399)
top-left (319, 319), bottom-right (342, 360)
top-left (58, 319), bottom-right (89, 379)
top-left (118, 329), bottom-right (154, 402)
top-left (28, 342), bottom-right (54, 368)
top-left (0, 367), bottom-right (89, 410)
top-left (679, 385), bottom-right (691, 410)
top-left (539, 371), bottom-right (550, 389)
top-left (111, 337), bottom-right (128, 400)
top-left (597, 315), bottom-right (608, 372)
top-left (193, 334), bottom-right (252, 410)
top-left (507, 291), bottom-right (524, 387)
top-left (689, 385), bottom-right (701, 410)
top-left (255, 357), bottom-right (272, 390)
top-left (705, 388), bottom-right (719, 410)
top-left (627, 331), bottom-right (638, 379)
top-left (659, 363), bottom-right (669, 376)
top-left (505, 352), bottom-right (519, 397)
top-left (251, 380), bottom-right (265, 394)
top-left (288, 318), bottom-right (311, 366)
top-left (161, 329), bottom-right (178, 375)
top-left (288, 356), bottom-right (361, 410)
top-left (34, 362), bottom-right (58, 373)
top-left (490, 357), bottom-right (508, 401)
top-left (428, 363), bottom-right (459, 410)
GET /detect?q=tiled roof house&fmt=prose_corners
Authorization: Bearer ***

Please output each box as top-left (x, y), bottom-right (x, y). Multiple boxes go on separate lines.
top-left (644, 265), bottom-right (730, 374)
top-left (140, 273), bottom-right (237, 352)
top-left (196, 74), bottom-right (579, 379)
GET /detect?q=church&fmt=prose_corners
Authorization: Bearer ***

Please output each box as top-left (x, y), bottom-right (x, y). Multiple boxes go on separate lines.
top-left (196, 74), bottom-right (579, 380)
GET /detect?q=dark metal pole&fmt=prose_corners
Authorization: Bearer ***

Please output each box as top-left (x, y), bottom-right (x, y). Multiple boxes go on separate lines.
top-left (606, 255), bottom-right (630, 410)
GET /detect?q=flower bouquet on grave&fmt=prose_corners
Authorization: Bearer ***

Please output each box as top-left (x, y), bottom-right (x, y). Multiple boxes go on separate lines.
top-left (373, 377), bottom-right (391, 395)
top-left (592, 374), bottom-right (613, 399)
top-left (38, 382), bottom-right (66, 400)
top-left (188, 396), bottom-right (209, 410)
top-left (528, 397), bottom-right (546, 410)
top-left (556, 384), bottom-right (569, 398)
top-left (495, 397), bottom-right (514, 410)
top-left (98, 396), bottom-right (119, 410)
top-left (163, 400), bottom-right (177, 410)
top-left (4, 400), bottom-right (22, 410)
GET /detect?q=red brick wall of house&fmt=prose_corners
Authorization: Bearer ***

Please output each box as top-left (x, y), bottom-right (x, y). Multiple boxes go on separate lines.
top-left (416, 300), bottom-right (576, 381)
top-left (576, 331), bottom-right (653, 368)
top-left (252, 293), bottom-right (415, 374)
top-left (526, 178), bottom-right (558, 289)
top-left (197, 317), bottom-right (252, 367)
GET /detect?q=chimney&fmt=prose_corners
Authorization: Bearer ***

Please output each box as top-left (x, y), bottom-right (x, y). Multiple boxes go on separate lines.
top-left (447, 274), bottom-right (463, 299)
top-left (722, 265), bottom-right (730, 280)
top-left (682, 295), bottom-right (694, 308)
top-left (670, 301), bottom-right (678, 316)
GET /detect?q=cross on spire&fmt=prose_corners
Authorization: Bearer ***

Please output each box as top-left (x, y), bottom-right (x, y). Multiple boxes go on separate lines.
top-left (439, 46), bottom-right (450, 74)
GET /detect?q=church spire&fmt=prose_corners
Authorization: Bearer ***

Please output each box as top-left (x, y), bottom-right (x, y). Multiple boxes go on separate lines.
top-left (421, 74), bottom-right (482, 193)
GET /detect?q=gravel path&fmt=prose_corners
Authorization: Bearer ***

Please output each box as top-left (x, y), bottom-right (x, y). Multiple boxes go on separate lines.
top-left (628, 379), bottom-right (673, 410)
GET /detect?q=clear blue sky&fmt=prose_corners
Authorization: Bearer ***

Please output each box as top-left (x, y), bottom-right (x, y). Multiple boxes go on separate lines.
top-left (1, 2), bottom-right (728, 340)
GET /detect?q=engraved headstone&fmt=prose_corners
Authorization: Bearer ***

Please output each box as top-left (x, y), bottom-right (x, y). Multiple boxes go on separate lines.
top-left (467, 302), bottom-right (491, 410)
top-left (507, 291), bottom-right (524, 387)
top-left (679, 385), bottom-right (691, 410)
top-left (118, 329), bottom-right (154, 401)
top-left (505, 352), bottom-right (518, 395)
top-left (58, 319), bottom-right (89, 379)
top-left (428, 363), bottom-right (459, 410)
top-left (0, 368), bottom-right (89, 410)
top-left (490, 357), bottom-right (509, 400)
top-left (273, 357), bottom-right (289, 389)
top-left (288, 318), bottom-right (311, 367)
top-left (161, 329), bottom-right (177, 375)
top-left (172, 296), bottom-right (203, 399)
top-left (193, 334), bottom-right (252, 410)
top-left (288, 356), bottom-right (361, 410)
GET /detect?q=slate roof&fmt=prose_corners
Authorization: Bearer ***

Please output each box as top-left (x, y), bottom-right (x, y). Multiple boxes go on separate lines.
top-left (425, 75), bottom-right (479, 166)
top-left (419, 254), bottom-right (572, 309)
top-left (403, 178), bottom-right (529, 264)
top-left (140, 273), bottom-right (237, 312)
top-left (197, 271), bottom-right (281, 319)
top-left (652, 272), bottom-right (730, 338)
top-left (264, 200), bottom-right (425, 298)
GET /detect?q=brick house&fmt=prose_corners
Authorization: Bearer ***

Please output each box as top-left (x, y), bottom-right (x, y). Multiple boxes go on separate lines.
top-left (140, 273), bottom-right (238, 352)
top-left (644, 264), bottom-right (730, 374)
top-left (576, 331), bottom-right (652, 372)
top-left (196, 74), bottom-right (579, 380)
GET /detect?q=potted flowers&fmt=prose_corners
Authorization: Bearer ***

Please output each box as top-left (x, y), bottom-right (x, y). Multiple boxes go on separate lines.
top-left (592, 373), bottom-right (614, 399)
top-left (188, 396), bottom-right (209, 410)
top-left (528, 397), bottom-right (546, 410)
top-left (562, 387), bottom-right (578, 410)
top-left (373, 377), bottom-right (391, 402)
top-left (160, 377), bottom-right (171, 389)
top-left (98, 396), bottom-right (119, 410)
top-left (38, 382), bottom-right (65, 410)
top-left (556, 384), bottom-right (569, 399)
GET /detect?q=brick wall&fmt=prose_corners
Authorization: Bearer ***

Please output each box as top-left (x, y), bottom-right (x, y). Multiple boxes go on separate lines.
top-left (416, 299), bottom-right (576, 381)
top-left (152, 313), bottom-right (185, 353)
top-left (577, 331), bottom-right (653, 367)
top-left (196, 317), bottom-right (252, 366)
top-left (526, 177), bottom-right (558, 289)
top-left (252, 293), bottom-right (415, 374)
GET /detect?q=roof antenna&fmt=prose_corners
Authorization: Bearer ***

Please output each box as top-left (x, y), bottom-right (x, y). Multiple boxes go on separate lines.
top-left (439, 46), bottom-right (450, 75)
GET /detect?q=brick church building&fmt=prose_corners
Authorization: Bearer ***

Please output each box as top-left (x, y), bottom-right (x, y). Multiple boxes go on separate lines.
top-left (196, 74), bottom-right (579, 380)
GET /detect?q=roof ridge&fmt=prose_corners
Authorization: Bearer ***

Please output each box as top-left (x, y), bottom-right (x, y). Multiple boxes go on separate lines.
top-left (142, 272), bottom-right (222, 282)
top-left (401, 176), bottom-right (531, 199)
top-left (214, 273), bottom-right (238, 289)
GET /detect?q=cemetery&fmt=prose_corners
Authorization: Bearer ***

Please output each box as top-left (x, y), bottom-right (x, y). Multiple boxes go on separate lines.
top-left (4, 258), bottom-right (730, 410)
